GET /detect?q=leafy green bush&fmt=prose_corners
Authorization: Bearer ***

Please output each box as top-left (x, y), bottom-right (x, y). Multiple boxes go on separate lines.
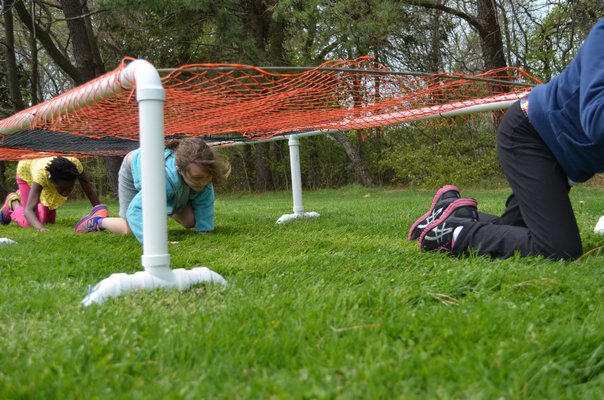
top-left (217, 118), bottom-right (507, 192)
top-left (379, 120), bottom-right (506, 188)
top-left (217, 136), bottom-right (356, 192)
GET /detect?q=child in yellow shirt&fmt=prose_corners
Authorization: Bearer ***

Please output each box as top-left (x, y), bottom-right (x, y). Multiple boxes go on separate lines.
top-left (0, 156), bottom-right (107, 232)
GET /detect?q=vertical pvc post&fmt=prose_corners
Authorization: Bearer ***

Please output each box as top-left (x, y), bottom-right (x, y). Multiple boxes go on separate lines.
top-left (276, 135), bottom-right (319, 224)
top-left (131, 61), bottom-right (171, 277)
top-left (595, 215), bottom-right (604, 234)
top-left (288, 135), bottom-right (304, 216)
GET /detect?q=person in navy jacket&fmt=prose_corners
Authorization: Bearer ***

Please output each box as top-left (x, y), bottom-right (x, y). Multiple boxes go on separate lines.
top-left (410, 18), bottom-right (604, 260)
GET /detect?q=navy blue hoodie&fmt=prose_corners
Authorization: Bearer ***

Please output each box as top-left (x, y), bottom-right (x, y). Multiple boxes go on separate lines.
top-left (528, 18), bottom-right (604, 183)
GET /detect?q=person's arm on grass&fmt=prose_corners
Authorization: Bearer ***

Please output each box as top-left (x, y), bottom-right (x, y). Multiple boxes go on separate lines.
top-left (78, 172), bottom-right (101, 206)
top-left (191, 183), bottom-right (215, 233)
top-left (24, 182), bottom-right (48, 232)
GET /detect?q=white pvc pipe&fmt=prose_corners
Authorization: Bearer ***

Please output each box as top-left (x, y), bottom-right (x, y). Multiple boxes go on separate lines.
top-left (214, 92), bottom-right (530, 149)
top-left (0, 65), bottom-right (133, 135)
top-left (80, 60), bottom-right (227, 305)
top-left (274, 92), bottom-right (528, 224)
top-left (81, 267), bottom-right (227, 306)
top-left (128, 60), bottom-right (171, 276)
top-left (288, 135), bottom-right (304, 216)
top-left (595, 216), bottom-right (604, 234)
top-left (327, 92), bottom-right (530, 128)
top-left (276, 135), bottom-right (320, 224)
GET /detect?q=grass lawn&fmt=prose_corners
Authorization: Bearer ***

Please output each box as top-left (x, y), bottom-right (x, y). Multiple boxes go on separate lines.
top-left (1, 185), bottom-right (603, 399)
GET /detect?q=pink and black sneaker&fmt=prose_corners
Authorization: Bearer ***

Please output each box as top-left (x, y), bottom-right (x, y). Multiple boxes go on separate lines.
top-left (408, 185), bottom-right (461, 241)
top-left (419, 198), bottom-right (478, 252)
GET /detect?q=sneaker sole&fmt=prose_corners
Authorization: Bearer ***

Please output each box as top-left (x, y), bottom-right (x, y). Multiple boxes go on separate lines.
top-left (0, 210), bottom-right (10, 225)
top-left (74, 215), bottom-right (92, 233)
top-left (418, 198), bottom-right (477, 250)
top-left (407, 185), bottom-right (460, 241)
top-left (0, 192), bottom-right (19, 225)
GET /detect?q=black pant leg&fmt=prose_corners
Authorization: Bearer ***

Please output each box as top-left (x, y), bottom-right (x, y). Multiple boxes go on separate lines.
top-left (454, 102), bottom-right (582, 260)
top-left (478, 194), bottom-right (526, 227)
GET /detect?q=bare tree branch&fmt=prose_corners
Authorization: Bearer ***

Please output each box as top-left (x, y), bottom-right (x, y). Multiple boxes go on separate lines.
top-left (13, 0), bottom-right (80, 82)
top-left (404, 0), bottom-right (485, 33)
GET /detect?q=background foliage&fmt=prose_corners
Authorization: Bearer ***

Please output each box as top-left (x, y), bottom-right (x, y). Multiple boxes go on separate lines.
top-left (1, 187), bottom-right (603, 398)
top-left (1, 1), bottom-right (603, 195)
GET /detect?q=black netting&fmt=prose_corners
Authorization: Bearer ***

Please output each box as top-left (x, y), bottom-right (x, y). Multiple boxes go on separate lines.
top-left (0, 130), bottom-right (260, 159)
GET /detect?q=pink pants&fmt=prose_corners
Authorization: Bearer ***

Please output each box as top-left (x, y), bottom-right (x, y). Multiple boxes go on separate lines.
top-left (10, 176), bottom-right (56, 227)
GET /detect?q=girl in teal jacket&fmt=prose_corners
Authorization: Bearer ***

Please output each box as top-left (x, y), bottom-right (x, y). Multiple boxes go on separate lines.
top-left (76, 137), bottom-right (230, 243)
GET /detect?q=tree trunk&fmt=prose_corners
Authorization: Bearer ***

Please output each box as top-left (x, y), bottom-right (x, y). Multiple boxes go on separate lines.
top-left (66, 0), bottom-right (121, 193)
top-left (61, 0), bottom-right (122, 194)
top-left (81, 1), bottom-right (106, 77)
top-left (243, 0), bottom-right (289, 191)
top-left (14, 0), bottom-right (122, 196)
top-left (406, 0), bottom-right (508, 126)
top-left (244, 0), bottom-right (272, 190)
top-left (406, 0), bottom-right (508, 72)
top-left (476, 0), bottom-right (507, 73)
top-left (29, 2), bottom-right (39, 105)
top-left (428, 2), bottom-right (444, 73)
top-left (242, 146), bottom-right (254, 191)
top-left (61, 0), bottom-right (121, 195)
top-left (1, 0), bottom-right (25, 196)
top-left (2, 0), bottom-right (24, 111)
top-left (332, 132), bottom-right (374, 187)
top-left (254, 143), bottom-right (274, 191)
top-left (334, 55), bottom-right (376, 188)
top-left (0, 161), bottom-right (6, 199)
top-left (13, 0), bottom-right (80, 81)
top-left (60, 0), bottom-right (98, 84)
top-left (103, 157), bottom-right (122, 197)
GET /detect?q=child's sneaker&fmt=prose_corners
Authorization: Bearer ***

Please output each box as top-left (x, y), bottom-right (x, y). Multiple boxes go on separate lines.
top-left (74, 204), bottom-right (109, 233)
top-left (419, 198), bottom-right (478, 252)
top-left (88, 204), bottom-right (109, 219)
top-left (0, 192), bottom-right (20, 225)
top-left (75, 216), bottom-right (104, 233)
top-left (408, 185), bottom-right (461, 241)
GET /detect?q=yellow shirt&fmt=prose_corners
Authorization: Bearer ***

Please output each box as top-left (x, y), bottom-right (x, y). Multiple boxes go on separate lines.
top-left (17, 157), bottom-right (84, 210)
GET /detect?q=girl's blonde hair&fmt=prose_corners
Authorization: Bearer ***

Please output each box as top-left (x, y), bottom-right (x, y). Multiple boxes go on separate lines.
top-left (166, 137), bottom-right (231, 184)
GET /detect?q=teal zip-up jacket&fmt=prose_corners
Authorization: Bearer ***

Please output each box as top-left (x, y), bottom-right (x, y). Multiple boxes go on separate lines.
top-left (528, 18), bottom-right (604, 183)
top-left (127, 148), bottom-right (215, 243)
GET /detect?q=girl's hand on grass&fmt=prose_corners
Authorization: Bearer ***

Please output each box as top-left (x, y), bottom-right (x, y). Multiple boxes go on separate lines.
top-left (37, 227), bottom-right (49, 232)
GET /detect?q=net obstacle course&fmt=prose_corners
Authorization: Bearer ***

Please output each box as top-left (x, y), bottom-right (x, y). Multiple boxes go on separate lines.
top-left (0, 57), bottom-right (540, 305)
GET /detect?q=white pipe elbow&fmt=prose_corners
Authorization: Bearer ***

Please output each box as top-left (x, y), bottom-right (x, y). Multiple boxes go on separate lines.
top-left (81, 267), bottom-right (227, 306)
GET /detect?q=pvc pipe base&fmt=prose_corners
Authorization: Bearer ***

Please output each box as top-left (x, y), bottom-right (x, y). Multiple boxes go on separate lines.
top-left (276, 211), bottom-right (320, 224)
top-left (81, 267), bottom-right (227, 306)
top-left (595, 216), bottom-right (604, 234)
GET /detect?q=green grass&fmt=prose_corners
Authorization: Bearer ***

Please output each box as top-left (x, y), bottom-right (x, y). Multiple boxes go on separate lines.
top-left (1, 185), bottom-right (603, 399)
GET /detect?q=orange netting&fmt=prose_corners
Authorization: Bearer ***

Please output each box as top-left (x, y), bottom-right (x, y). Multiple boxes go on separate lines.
top-left (0, 56), bottom-right (540, 161)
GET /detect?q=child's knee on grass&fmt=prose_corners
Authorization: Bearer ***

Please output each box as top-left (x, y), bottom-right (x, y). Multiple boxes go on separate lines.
top-left (171, 204), bottom-right (195, 228)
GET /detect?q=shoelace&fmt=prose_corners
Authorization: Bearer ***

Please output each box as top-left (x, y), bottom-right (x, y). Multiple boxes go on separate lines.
top-left (85, 218), bottom-right (99, 231)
